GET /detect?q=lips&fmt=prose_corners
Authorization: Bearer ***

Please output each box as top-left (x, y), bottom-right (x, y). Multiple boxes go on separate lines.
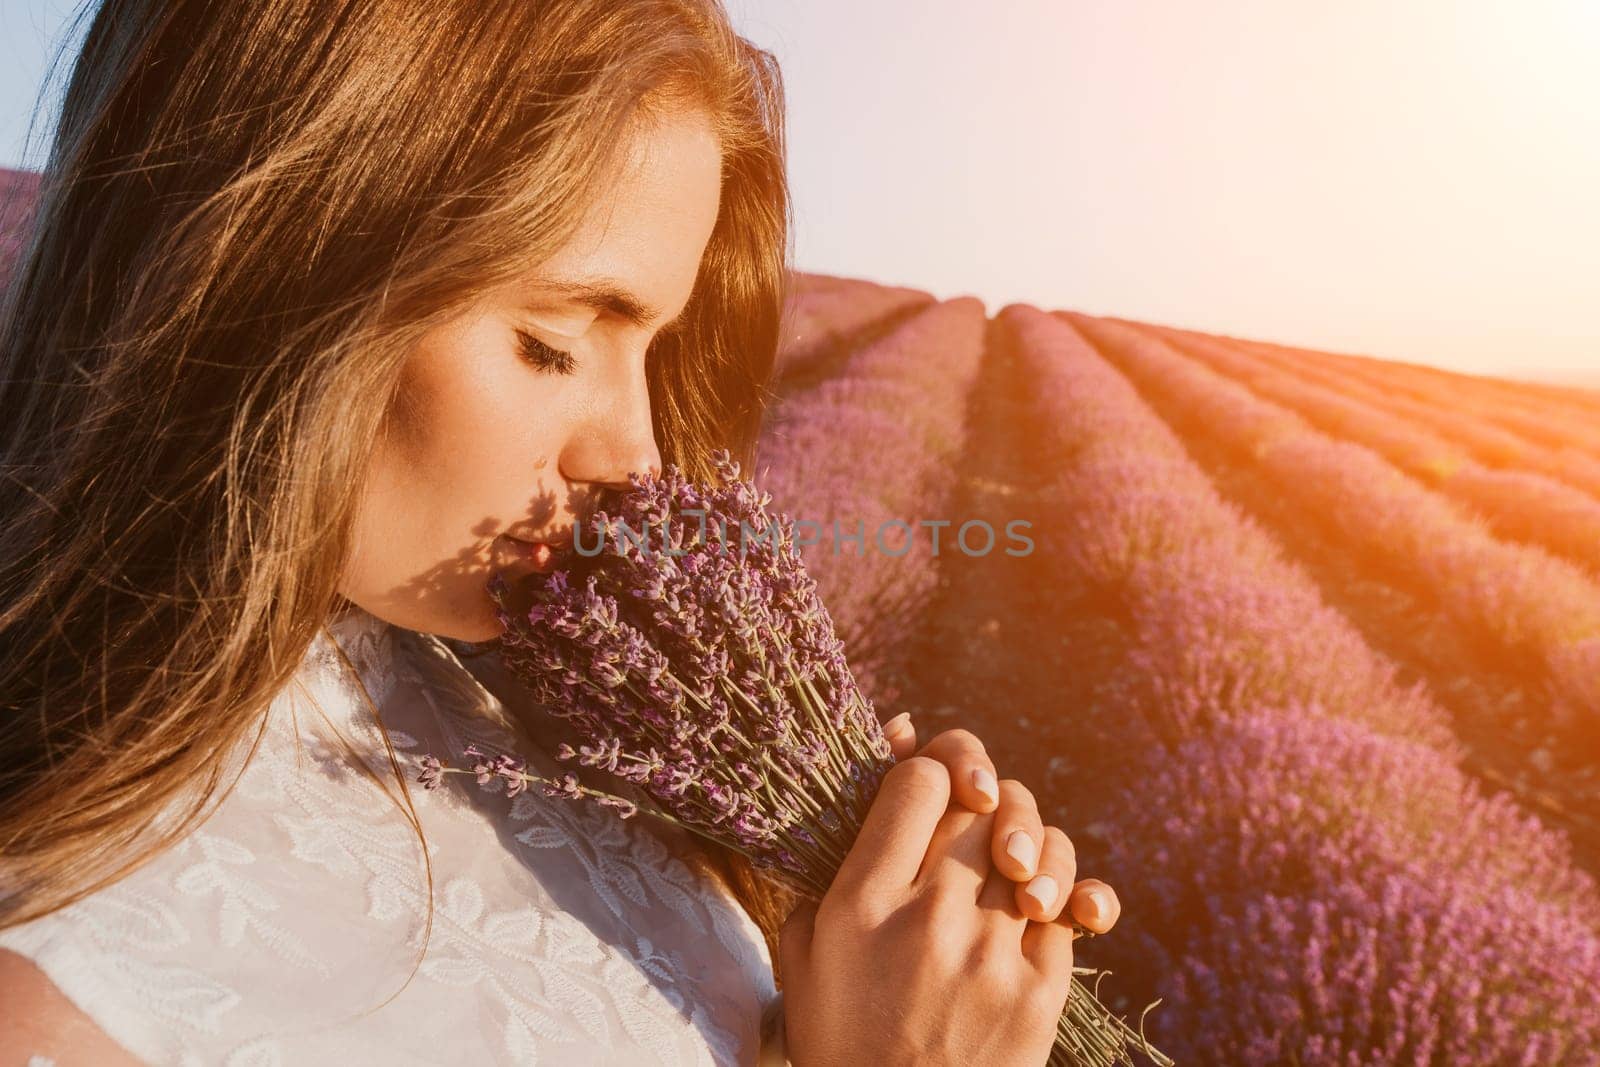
top-left (503, 538), bottom-right (556, 573)
top-left (500, 530), bottom-right (576, 576)
top-left (504, 520), bottom-right (578, 547)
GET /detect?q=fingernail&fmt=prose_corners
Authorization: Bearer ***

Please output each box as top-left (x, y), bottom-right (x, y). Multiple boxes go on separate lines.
top-left (1005, 830), bottom-right (1037, 876)
top-left (883, 712), bottom-right (912, 737)
top-left (1086, 887), bottom-right (1114, 925)
top-left (1024, 874), bottom-right (1059, 912)
top-left (970, 767), bottom-right (999, 806)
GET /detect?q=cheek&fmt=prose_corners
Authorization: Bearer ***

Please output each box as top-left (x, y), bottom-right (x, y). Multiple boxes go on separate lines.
top-left (339, 314), bottom-right (578, 637)
top-left (370, 327), bottom-right (569, 552)
top-left (394, 328), bottom-right (519, 469)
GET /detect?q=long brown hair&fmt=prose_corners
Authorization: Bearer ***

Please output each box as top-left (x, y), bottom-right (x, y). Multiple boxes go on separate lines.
top-left (0, 0), bottom-right (798, 990)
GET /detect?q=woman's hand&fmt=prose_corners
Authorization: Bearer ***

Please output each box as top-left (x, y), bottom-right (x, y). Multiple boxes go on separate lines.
top-left (781, 755), bottom-right (1075, 1065)
top-left (880, 713), bottom-right (1120, 934)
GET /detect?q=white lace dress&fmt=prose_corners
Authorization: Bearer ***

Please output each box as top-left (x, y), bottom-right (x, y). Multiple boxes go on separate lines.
top-left (0, 605), bottom-right (788, 1066)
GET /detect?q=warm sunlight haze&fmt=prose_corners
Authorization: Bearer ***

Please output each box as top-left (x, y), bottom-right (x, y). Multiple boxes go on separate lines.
top-left (4, 0), bottom-right (1596, 381)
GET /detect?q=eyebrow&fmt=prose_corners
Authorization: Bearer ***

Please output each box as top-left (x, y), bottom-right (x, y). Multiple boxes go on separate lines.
top-left (532, 278), bottom-right (686, 330)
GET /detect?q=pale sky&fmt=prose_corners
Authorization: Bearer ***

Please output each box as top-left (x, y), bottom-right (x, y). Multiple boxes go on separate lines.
top-left (4, 0), bottom-right (1597, 383)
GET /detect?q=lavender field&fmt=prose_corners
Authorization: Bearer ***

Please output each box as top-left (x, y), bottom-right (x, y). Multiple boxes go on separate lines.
top-left (761, 275), bottom-right (1600, 1065)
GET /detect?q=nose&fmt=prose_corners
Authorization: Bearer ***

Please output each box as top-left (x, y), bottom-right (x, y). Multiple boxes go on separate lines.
top-left (558, 354), bottom-right (664, 495)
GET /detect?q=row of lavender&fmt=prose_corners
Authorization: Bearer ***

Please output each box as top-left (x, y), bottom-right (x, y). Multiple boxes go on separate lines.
top-left (1001, 306), bottom-right (1600, 1063)
top-left (1147, 323), bottom-right (1600, 583)
top-left (772, 272), bottom-right (935, 382)
top-left (756, 290), bottom-right (987, 707)
top-left (1238, 333), bottom-right (1600, 461)
top-left (1209, 327), bottom-right (1600, 498)
top-left (1066, 312), bottom-right (1600, 747)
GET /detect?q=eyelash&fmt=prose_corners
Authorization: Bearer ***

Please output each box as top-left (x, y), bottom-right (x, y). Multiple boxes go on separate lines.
top-left (514, 327), bottom-right (578, 375)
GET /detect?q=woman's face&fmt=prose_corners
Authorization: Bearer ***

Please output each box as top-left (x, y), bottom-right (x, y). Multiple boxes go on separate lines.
top-left (338, 108), bottom-right (723, 641)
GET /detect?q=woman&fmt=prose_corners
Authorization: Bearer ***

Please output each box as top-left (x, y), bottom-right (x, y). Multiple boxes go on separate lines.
top-left (0, 1), bottom-right (1122, 1063)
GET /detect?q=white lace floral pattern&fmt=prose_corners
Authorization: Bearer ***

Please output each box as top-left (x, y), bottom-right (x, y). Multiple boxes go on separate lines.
top-left (0, 606), bottom-right (782, 1065)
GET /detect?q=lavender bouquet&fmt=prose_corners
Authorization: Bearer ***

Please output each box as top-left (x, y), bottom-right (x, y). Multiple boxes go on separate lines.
top-left (418, 449), bottom-right (1171, 1067)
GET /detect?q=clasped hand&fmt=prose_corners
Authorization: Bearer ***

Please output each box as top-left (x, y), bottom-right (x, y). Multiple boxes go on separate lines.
top-left (777, 713), bottom-right (1122, 1066)
top-left (882, 712), bottom-right (1119, 932)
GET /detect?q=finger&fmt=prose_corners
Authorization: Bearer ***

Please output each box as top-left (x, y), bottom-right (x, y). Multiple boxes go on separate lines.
top-left (990, 779), bottom-right (1045, 882)
top-left (977, 853), bottom-right (1030, 937)
top-left (914, 803), bottom-right (995, 905)
top-left (831, 756), bottom-right (951, 899)
top-left (1015, 825), bottom-right (1076, 923)
top-left (1021, 904), bottom-right (1076, 999)
top-left (972, 844), bottom-right (1024, 921)
top-left (882, 711), bottom-right (916, 762)
top-left (778, 898), bottom-right (818, 980)
top-left (914, 728), bottom-right (1000, 814)
top-left (1067, 878), bottom-right (1121, 934)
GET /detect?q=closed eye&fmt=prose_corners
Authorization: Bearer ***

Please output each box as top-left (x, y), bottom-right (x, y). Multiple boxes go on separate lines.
top-left (514, 327), bottom-right (577, 376)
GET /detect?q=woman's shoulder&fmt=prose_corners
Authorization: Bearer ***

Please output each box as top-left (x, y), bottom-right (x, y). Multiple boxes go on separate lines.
top-left (0, 947), bottom-right (150, 1066)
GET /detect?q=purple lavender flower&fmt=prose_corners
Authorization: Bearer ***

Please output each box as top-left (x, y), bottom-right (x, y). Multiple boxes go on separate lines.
top-left (594, 796), bottom-right (640, 819)
top-left (417, 755), bottom-right (444, 791)
top-left (492, 752), bottom-right (528, 798)
top-left (462, 743), bottom-right (497, 786)
top-left (541, 773), bottom-right (582, 800)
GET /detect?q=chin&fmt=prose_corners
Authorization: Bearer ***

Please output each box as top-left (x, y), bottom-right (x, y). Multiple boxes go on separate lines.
top-left (434, 600), bottom-right (507, 644)
top-left (340, 577), bottom-right (512, 645)
top-left (359, 594), bottom-right (505, 645)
